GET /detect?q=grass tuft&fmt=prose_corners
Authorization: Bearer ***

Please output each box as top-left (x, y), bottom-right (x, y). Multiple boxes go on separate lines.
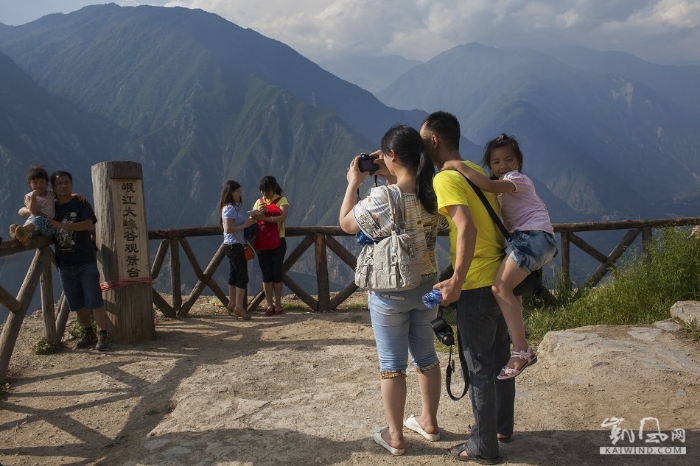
top-left (34, 338), bottom-right (63, 355)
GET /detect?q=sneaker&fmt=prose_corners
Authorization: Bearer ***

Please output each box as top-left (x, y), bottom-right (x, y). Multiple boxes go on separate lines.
top-left (76, 327), bottom-right (97, 349)
top-left (96, 331), bottom-right (111, 352)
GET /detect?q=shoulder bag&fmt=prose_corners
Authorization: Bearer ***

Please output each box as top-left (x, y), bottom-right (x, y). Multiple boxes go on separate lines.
top-left (354, 186), bottom-right (422, 292)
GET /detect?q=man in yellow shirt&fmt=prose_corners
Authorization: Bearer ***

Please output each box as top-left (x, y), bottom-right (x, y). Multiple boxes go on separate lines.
top-left (420, 111), bottom-right (514, 464)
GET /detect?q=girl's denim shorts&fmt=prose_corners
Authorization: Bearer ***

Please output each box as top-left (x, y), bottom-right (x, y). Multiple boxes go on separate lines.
top-left (505, 230), bottom-right (558, 273)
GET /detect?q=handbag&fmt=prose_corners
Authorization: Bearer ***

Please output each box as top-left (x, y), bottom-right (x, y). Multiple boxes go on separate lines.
top-left (253, 197), bottom-right (282, 251)
top-left (243, 243), bottom-right (255, 261)
top-left (459, 175), bottom-right (544, 297)
top-left (244, 223), bottom-right (258, 244)
top-left (354, 186), bottom-right (422, 292)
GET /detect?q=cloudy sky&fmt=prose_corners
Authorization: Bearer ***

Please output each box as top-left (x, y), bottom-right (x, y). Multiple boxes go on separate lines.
top-left (1, 0), bottom-right (699, 65)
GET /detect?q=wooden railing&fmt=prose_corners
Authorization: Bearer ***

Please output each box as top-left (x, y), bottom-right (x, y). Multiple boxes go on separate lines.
top-left (147, 226), bottom-right (359, 318)
top-left (2, 217), bottom-right (700, 382)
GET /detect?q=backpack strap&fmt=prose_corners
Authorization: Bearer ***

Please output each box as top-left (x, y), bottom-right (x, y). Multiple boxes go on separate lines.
top-left (384, 185), bottom-right (407, 233)
top-left (260, 195), bottom-right (282, 206)
top-left (457, 173), bottom-right (511, 241)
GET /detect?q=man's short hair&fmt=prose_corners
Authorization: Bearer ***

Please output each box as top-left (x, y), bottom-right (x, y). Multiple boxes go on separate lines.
top-left (50, 170), bottom-right (73, 186)
top-left (423, 111), bottom-right (461, 150)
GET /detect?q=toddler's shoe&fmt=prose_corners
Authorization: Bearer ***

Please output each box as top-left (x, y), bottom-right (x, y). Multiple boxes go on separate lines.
top-left (12, 225), bottom-right (31, 246)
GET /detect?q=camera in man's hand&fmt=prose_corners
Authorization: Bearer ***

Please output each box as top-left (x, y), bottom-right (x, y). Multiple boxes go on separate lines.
top-left (357, 153), bottom-right (379, 173)
top-left (430, 316), bottom-right (454, 346)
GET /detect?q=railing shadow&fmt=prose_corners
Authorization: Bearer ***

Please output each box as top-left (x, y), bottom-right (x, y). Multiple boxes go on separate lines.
top-left (0, 309), bottom-right (380, 464)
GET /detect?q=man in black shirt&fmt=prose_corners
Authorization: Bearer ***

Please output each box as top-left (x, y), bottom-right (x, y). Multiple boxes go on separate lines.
top-left (48, 171), bottom-right (110, 351)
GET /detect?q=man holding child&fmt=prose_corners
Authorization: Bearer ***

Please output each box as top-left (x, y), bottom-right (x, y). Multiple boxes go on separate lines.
top-left (48, 170), bottom-right (111, 351)
top-left (421, 111), bottom-right (515, 464)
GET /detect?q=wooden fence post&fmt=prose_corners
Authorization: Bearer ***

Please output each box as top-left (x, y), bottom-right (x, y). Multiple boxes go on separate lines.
top-left (0, 248), bottom-right (52, 382)
top-left (39, 251), bottom-right (58, 345)
top-left (315, 234), bottom-right (329, 312)
top-left (92, 161), bottom-right (155, 343)
top-left (642, 226), bottom-right (652, 264)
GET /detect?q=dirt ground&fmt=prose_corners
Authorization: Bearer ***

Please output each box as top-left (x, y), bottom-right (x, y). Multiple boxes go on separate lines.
top-left (0, 294), bottom-right (698, 466)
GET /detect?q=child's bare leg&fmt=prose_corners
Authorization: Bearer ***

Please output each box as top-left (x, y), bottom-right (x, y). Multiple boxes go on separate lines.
top-left (21, 222), bottom-right (36, 233)
top-left (491, 258), bottom-right (531, 370)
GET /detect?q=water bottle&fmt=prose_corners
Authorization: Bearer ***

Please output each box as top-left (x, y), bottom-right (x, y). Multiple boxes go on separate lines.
top-left (423, 289), bottom-right (442, 309)
top-left (356, 231), bottom-right (375, 245)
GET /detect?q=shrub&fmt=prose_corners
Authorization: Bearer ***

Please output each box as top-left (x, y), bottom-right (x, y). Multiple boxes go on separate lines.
top-left (525, 227), bottom-right (700, 340)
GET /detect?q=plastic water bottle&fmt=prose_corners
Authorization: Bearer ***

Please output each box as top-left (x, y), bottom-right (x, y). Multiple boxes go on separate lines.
top-left (423, 289), bottom-right (442, 309)
top-left (356, 231), bottom-right (375, 245)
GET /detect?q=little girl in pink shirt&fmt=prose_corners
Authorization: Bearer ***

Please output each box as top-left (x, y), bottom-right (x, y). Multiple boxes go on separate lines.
top-left (443, 134), bottom-right (557, 380)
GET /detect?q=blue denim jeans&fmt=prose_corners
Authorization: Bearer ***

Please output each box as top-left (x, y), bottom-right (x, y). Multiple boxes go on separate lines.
top-left (29, 216), bottom-right (56, 237)
top-left (58, 261), bottom-right (105, 311)
top-left (457, 286), bottom-right (515, 458)
top-left (505, 230), bottom-right (558, 273)
top-left (368, 278), bottom-right (439, 374)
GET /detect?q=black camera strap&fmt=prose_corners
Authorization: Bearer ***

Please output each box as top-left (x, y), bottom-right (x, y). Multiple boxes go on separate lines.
top-left (443, 310), bottom-right (470, 401)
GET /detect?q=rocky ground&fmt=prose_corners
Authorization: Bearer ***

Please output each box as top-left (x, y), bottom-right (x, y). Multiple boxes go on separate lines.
top-left (0, 294), bottom-right (698, 465)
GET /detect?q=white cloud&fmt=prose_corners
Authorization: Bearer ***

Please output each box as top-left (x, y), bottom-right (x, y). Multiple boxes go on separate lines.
top-left (1, 0), bottom-right (699, 64)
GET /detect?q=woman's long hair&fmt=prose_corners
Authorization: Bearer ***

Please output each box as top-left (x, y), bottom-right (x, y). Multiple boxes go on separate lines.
top-left (380, 125), bottom-right (437, 214)
top-left (218, 180), bottom-right (243, 228)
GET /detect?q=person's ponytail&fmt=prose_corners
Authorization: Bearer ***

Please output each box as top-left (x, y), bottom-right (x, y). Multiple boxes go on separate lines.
top-left (416, 152), bottom-right (437, 214)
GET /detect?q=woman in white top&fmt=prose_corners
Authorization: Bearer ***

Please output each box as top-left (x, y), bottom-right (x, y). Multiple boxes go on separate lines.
top-left (219, 180), bottom-right (256, 320)
top-left (339, 125), bottom-right (442, 456)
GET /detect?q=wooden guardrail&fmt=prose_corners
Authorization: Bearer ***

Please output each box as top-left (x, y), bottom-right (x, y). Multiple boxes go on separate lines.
top-left (147, 226), bottom-right (358, 318)
top-left (2, 217), bottom-right (700, 383)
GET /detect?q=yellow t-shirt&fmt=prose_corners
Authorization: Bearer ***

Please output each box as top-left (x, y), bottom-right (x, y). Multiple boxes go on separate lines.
top-left (433, 161), bottom-right (505, 290)
top-left (253, 195), bottom-right (289, 238)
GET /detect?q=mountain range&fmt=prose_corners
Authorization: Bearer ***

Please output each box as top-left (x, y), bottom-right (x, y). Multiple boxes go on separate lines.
top-left (377, 43), bottom-right (700, 219)
top-left (1, 4), bottom-right (700, 313)
top-left (0, 4), bottom-right (431, 229)
top-left (0, 4), bottom-right (436, 310)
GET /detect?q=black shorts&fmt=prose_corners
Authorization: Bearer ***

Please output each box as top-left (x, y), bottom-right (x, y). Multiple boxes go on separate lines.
top-left (225, 243), bottom-right (249, 288)
top-left (256, 238), bottom-right (287, 283)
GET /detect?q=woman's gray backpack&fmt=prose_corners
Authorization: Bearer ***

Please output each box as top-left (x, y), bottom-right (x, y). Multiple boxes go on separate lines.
top-left (354, 186), bottom-right (422, 292)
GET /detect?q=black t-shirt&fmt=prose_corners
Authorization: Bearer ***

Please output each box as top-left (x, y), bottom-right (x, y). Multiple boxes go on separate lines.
top-left (53, 197), bottom-right (98, 267)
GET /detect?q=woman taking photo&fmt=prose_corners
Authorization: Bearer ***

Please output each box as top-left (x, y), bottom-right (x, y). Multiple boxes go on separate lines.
top-left (339, 125), bottom-right (442, 456)
top-left (219, 180), bottom-right (255, 320)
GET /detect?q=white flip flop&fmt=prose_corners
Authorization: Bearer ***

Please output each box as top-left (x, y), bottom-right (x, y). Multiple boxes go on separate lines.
top-left (373, 427), bottom-right (405, 456)
top-left (404, 414), bottom-right (441, 441)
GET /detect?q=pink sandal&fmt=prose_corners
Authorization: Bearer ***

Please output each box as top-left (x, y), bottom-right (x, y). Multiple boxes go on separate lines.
top-left (497, 345), bottom-right (537, 380)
